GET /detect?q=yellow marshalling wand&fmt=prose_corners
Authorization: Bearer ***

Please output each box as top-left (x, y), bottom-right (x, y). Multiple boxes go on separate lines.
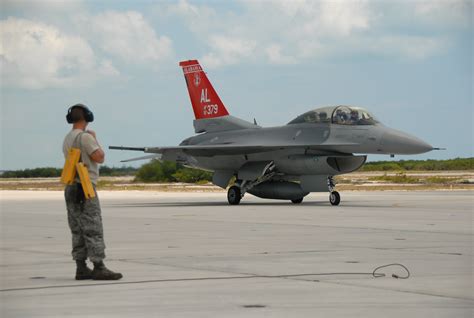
top-left (60, 148), bottom-right (81, 185)
top-left (61, 146), bottom-right (96, 200)
top-left (76, 162), bottom-right (96, 199)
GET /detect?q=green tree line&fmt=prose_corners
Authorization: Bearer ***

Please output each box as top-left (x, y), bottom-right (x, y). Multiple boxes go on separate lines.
top-left (0, 167), bottom-right (63, 178)
top-left (2, 157), bottom-right (472, 179)
top-left (361, 157), bottom-right (474, 171)
top-left (0, 160), bottom-right (212, 183)
top-left (0, 166), bottom-right (138, 178)
top-left (134, 160), bottom-right (212, 183)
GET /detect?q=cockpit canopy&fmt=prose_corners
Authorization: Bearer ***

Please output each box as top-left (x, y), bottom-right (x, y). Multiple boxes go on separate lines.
top-left (287, 106), bottom-right (379, 126)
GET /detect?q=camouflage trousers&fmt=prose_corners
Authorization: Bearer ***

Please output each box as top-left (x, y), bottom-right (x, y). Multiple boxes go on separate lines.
top-left (64, 184), bottom-right (106, 263)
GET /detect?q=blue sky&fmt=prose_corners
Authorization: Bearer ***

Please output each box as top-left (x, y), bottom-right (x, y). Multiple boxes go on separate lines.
top-left (1, 0), bottom-right (472, 170)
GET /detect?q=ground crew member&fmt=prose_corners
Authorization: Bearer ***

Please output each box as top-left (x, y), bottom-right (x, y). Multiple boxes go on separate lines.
top-left (63, 104), bottom-right (122, 280)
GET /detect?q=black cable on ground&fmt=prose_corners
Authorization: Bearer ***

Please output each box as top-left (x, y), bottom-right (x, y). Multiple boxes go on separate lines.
top-left (257, 263), bottom-right (410, 280)
top-left (0, 263), bottom-right (410, 292)
top-left (372, 263), bottom-right (410, 279)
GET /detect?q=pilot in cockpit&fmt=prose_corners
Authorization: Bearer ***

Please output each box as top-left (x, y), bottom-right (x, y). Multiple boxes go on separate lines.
top-left (304, 112), bottom-right (318, 123)
top-left (350, 110), bottom-right (359, 124)
top-left (319, 112), bottom-right (328, 122)
top-left (335, 109), bottom-right (348, 124)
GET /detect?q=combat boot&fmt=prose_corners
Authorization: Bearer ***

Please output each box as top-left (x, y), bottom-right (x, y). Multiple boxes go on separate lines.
top-left (92, 261), bottom-right (123, 280)
top-left (75, 260), bottom-right (93, 280)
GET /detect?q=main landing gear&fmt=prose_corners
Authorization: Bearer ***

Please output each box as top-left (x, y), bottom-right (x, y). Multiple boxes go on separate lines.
top-left (327, 176), bottom-right (341, 206)
top-left (228, 163), bottom-right (277, 205)
top-left (227, 186), bottom-right (242, 205)
top-left (227, 174), bottom-right (341, 206)
top-left (291, 198), bottom-right (304, 204)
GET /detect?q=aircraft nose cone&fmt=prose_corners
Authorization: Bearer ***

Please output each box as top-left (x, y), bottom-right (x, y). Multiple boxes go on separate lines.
top-left (381, 129), bottom-right (433, 154)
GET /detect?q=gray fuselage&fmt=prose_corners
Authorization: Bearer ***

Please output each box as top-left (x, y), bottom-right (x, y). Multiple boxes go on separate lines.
top-left (176, 119), bottom-right (432, 178)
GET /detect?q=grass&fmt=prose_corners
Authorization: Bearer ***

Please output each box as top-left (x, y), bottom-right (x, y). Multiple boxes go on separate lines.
top-left (362, 157), bottom-right (474, 171)
top-left (424, 177), bottom-right (461, 184)
top-left (368, 173), bottom-right (420, 184)
top-left (367, 174), bottom-right (465, 185)
top-left (1, 171), bottom-right (472, 191)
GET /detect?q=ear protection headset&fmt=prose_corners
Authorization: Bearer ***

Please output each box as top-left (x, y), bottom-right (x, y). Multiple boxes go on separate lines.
top-left (66, 104), bottom-right (94, 123)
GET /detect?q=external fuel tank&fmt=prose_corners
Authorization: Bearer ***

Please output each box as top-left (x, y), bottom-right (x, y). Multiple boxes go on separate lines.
top-left (247, 181), bottom-right (309, 200)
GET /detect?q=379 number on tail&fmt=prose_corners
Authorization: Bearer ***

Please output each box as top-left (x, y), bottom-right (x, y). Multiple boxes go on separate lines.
top-left (203, 104), bottom-right (219, 116)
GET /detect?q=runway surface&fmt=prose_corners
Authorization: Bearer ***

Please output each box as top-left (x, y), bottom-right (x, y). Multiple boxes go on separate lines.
top-left (1, 190), bottom-right (472, 317)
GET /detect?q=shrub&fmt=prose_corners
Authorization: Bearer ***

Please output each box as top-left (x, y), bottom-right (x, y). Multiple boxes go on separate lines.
top-left (134, 160), bottom-right (212, 183)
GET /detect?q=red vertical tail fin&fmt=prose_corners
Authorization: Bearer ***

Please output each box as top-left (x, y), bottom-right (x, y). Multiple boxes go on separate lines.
top-left (179, 60), bottom-right (229, 120)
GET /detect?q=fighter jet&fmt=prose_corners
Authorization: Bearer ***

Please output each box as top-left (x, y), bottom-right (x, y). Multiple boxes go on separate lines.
top-left (110, 59), bottom-right (436, 205)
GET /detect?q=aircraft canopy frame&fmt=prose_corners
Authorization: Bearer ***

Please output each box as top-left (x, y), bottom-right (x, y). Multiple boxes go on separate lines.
top-left (287, 106), bottom-right (379, 126)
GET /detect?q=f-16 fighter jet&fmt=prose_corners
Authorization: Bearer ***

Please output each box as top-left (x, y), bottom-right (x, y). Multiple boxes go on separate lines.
top-left (110, 60), bottom-right (436, 205)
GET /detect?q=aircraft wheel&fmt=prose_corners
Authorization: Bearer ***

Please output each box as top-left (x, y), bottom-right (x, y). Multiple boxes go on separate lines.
top-left (291, 198), bottom-right (303, 204)
top-left (227, 186), bottom-right (242, 205)
top-left (329, 191), bottom-right (340, 206)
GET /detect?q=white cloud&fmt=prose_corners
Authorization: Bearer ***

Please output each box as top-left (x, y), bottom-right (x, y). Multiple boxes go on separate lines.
top-left (2, 0), bottom-right (83, 13)
top-left (166, 0), bottom-right (373, 67)
top-left (265, 44), bottom-right (297, 65)
top-left (165, 0), bottom-right (467, 67)
top-left (320, 0), bottom-right (370, 35)
top-left (164, 0), bottom-right (216, 32)
top-left (98, 59), bottom-right (120, 77)
top-left (370, 35), bottom-right (447, 59)
top-left (275, 0), bottom-right (371, 37)
top-left (0, 9), bottom-right (174, 89)
top-left (414, 0), bottom-right (471, 28)
top-left (85, 11), bottom-right (173, 65)
top-left (0, 17), bottom-right (118, 89)
top-left (201, 35), bottom-right (257, 68)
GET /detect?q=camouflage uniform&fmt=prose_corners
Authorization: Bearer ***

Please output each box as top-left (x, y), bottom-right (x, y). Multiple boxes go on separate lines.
top-left (63, 106), bottom-right (121, 280)
top-left (64, 183), bottom-right (106, 263)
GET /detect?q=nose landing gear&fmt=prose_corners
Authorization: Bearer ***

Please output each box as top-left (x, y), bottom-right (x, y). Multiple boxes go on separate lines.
top-left (329, 191), bottom-right (340, 205)
top-left (327, 176), bottom-right (341, 206)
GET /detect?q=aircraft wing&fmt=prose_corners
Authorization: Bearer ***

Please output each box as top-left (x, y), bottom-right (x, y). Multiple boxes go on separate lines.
top-left (109, 142), bottom-right (357, 157)
top-left (119, 154), bottom-right (162, 162)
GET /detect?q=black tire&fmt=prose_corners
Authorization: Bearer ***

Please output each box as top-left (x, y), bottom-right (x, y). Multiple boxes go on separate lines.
top-left (291, 198), bottom-right (303, 204)
top-left (227, 186), bottom-right (242, 205)
top-left (329, 191), bottom-right (340, 206)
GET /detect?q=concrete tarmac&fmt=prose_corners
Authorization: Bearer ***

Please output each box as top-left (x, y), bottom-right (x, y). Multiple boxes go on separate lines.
top-left (0, 190), bottom-right (472, 317)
